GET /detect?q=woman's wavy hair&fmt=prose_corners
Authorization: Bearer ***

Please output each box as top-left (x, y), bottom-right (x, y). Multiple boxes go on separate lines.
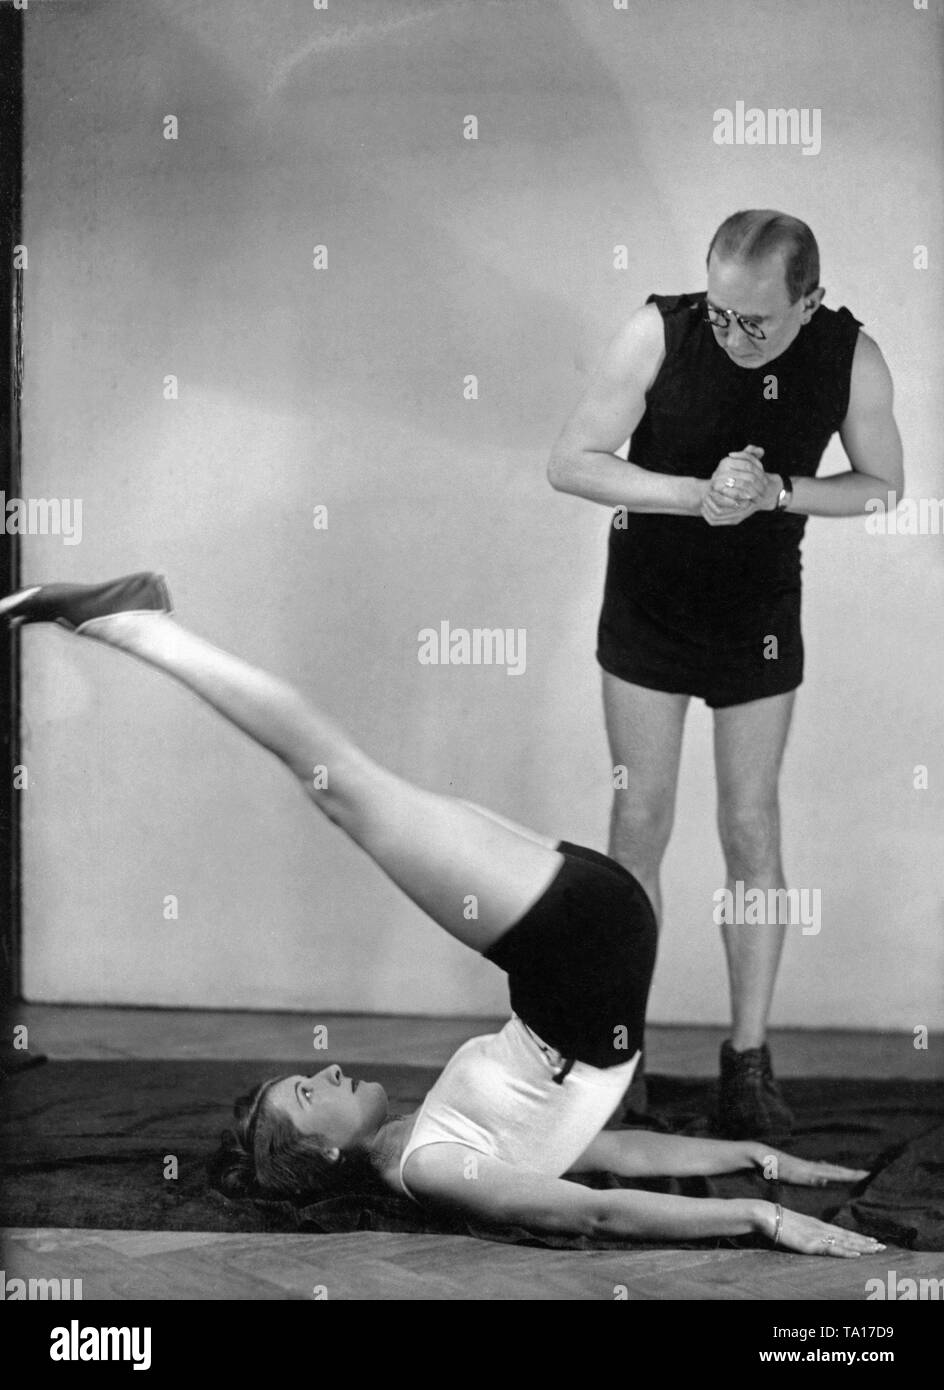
top-left (206, 1076), bottom-right (380, 1201)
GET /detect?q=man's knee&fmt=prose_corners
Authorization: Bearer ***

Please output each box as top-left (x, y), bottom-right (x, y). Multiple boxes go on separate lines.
top-left (717, 800), bottom-right (782, 872)
top-left (609, 791), bottom-right (674, 866)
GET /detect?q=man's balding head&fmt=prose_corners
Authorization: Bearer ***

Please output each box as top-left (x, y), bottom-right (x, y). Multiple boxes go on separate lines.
top-left (705, 211), bottom-right (825, 369)
top-left (707, 210), bottom-right (819, 303)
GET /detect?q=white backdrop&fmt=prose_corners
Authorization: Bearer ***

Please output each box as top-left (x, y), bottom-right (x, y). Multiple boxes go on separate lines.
top-left (18, 0), bottom-right (944, 1027)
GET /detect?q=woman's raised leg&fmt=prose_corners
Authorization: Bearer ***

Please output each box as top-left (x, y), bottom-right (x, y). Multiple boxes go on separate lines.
top-left (69, 611), bottom-right (564, 953)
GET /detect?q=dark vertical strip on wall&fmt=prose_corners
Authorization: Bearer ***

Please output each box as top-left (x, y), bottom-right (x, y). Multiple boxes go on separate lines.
top-left (0, 5), bottom-right (24, 1003)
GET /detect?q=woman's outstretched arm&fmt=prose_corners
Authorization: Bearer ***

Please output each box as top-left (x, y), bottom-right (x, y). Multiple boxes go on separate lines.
top-left (569, 1130), bottom-right (870, 1185)
top-left (401, 1143), bottom-right (883, 1258)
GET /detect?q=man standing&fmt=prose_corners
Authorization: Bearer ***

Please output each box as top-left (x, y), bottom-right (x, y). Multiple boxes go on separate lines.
top-left (548, 211), bottom-right (903, 1140)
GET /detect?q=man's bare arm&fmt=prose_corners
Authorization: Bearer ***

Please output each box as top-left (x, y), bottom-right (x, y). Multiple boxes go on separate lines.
top-left (548, 304), bottom-right (713, 516)
top-left (785, 333), bottom-right (904, 516)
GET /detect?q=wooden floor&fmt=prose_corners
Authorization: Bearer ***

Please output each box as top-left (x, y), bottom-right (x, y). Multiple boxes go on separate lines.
top-left (3, 1006), bottom-right (942, 1301)
top-left (3, 1226), bottom-right (938, 1302)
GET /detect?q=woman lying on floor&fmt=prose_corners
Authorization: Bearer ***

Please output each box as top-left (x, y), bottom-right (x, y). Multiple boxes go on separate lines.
top-left (2, 573), bottom-right (882, 1259)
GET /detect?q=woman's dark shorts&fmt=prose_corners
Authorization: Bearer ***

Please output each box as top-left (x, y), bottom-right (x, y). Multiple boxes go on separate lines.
top-left (484, 841), bottom-right (656, 1070)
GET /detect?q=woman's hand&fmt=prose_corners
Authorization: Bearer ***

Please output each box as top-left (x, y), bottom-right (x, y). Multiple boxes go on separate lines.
top-left (762, 1203), bottom-right (885, 1258)
top-left (755, 1148), bottom-right (871, 1187)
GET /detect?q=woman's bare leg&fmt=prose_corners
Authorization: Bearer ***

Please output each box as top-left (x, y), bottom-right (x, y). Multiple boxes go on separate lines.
top-left (456, 800), bottom-right (559, 849)
top-left (77, 612), bottom-right (563, 952)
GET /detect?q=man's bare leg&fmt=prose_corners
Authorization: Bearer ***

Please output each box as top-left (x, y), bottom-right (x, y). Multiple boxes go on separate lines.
top-left (602, 675), bottom-right (690, 1118)
top-left (713, 690), bottom-right (797, 1138)
top-left (602, 674), bottom-right (691, 927)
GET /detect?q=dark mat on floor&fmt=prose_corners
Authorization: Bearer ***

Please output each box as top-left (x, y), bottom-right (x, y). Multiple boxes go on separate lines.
top-left (2, 1061), bottom-right (942, 1250)
top-left (0, 1049), bottom-right (47, 1080)
top-left (835, 1119), bottom-right (944, 1251)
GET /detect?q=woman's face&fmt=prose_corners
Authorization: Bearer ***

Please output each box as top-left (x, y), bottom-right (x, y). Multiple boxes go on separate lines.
top-left (266, 1064), bottom-right (388, 1153)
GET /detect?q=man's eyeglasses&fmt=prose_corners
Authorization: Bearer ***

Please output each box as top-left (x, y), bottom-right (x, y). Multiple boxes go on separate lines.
top-left (704, 303), bottom-right (767, 341)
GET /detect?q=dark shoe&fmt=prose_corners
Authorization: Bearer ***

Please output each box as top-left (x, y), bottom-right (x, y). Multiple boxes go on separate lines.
top-left (717, 1039), bottom-right (794, 1142)
top-left (605, 1049), bottom-right (649, 1127)
top-left (0, 572), bottom-right (172, 631)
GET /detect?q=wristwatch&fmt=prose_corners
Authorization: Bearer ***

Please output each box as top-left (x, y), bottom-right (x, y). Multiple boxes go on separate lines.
top-left (775, 476), bottom-right (793, 511)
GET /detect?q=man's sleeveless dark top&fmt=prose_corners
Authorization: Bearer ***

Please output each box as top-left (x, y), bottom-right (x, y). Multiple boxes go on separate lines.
top-left (601, 291), bottom-right (862, 639)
